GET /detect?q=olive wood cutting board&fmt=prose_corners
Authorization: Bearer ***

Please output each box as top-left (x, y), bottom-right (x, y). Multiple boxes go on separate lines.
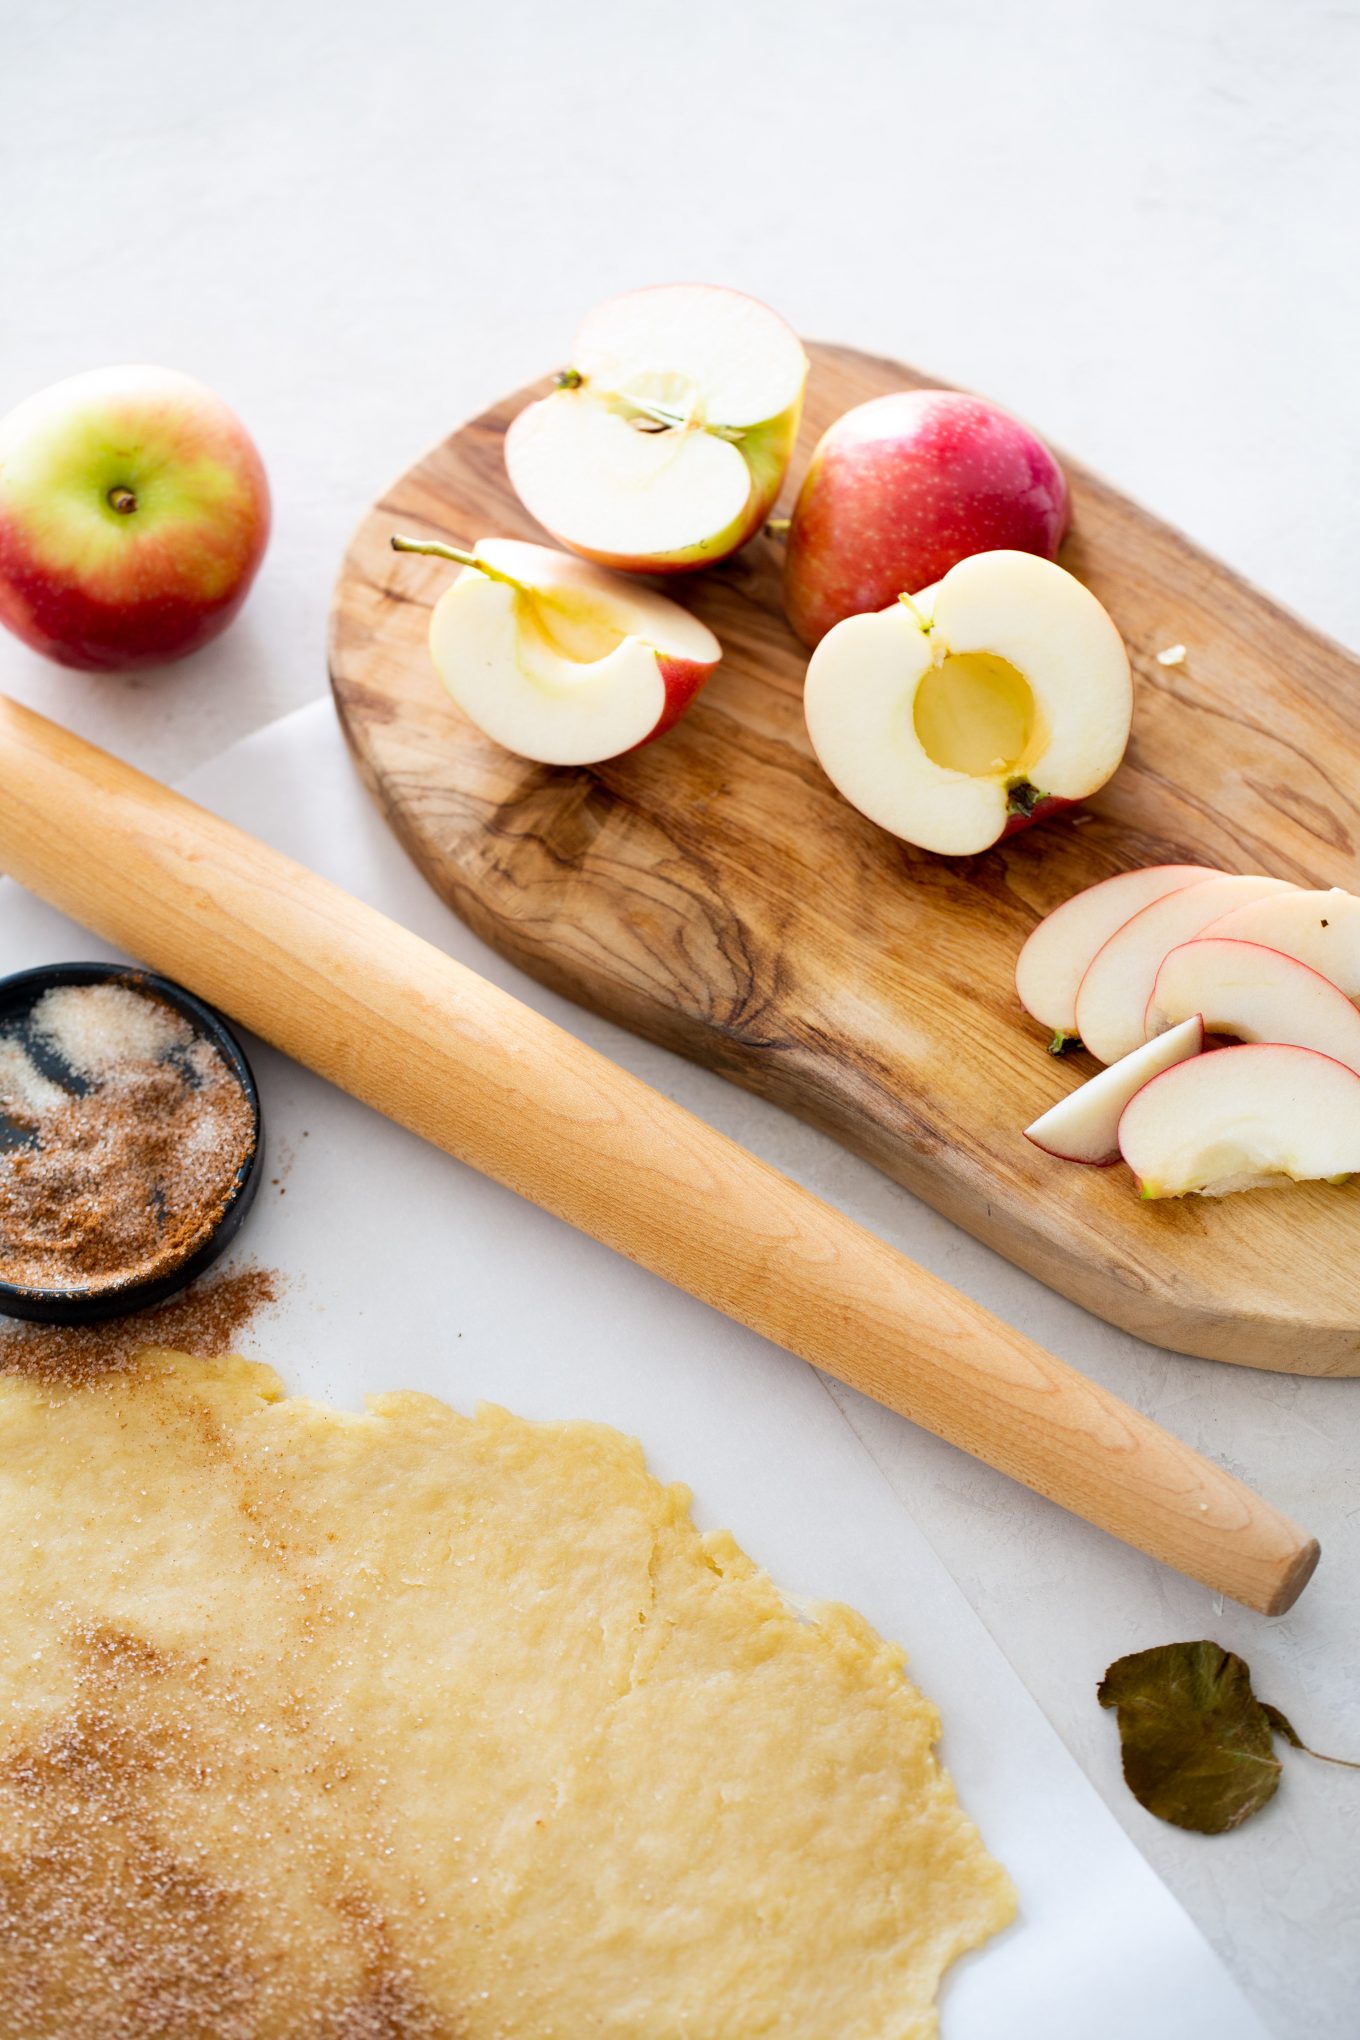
top-left (329, 341), bottom-right (1360, 1377)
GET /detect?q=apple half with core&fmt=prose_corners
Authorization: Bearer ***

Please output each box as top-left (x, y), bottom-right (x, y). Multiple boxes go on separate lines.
top-left (1200, 888), bottom-right (1360, 1000)
top-left (1118, 1043), bottom-right (1360, 1198)
top-left (1024, 1016), bottom-right (1204, 1165)
top-left (1146, 938), bottom-right (1360, 1076)
top-left (505, 285), bottom-right (807, 574)
top-left (1074, 873), bottom-right (1296, 1066)
top-left (1016, 863), bottom-right (1218, 1049)
top-left (0, 364), bottom-right (269, 672)
top-left (394, 535), bottom-right (721, 767)
top-left (802, 550), bottom-right (1131, 856)
top-left (784, 389), bottom-right (1070, 648)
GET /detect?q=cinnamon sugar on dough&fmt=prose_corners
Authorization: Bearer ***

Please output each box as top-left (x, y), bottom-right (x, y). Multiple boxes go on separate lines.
top-left (0, 1350), bottom-right (1014, 2039)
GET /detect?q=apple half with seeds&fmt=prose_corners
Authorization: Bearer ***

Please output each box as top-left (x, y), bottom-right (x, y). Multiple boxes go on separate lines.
top-left (395, 535), bottom-right (721, 766)
top-left (1119, 1043), bottom-right (1360, 1198)
top-left (802, 550), bottom-right (1131, 856)
top-left (1016, 863), bottom-right (1218, 1049)
top-left (1146, 938), bottom-right (1360, 1075)
top-left (505, 285), bottom-right (807, 574)
top-left (1024, 1015), bottom-right (1204, 1165)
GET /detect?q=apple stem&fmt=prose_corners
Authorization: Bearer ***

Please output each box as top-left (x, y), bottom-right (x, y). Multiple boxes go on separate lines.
top-left (107, 486), bottom-right (137, 515)
top-left (1048, 1031), bottom-right (1082, 1057)
top-left (390, 534), bottom-right (526, 594)
top-left (764, 516), bottom-right (792, 538)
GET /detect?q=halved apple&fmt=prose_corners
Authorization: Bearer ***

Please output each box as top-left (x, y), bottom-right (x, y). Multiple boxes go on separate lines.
top-left (802, 551), bottom-right (1132, 856)
top-left (1200, 888), bottom-right (1360, 1000)
top-left (1118, 1043), bottom-right (1360, 1198)
top-left (1024, 1016), bottom-right (1204, 1164)
top-left (505, 285), bottom-right (808, 573)
top-left (1074, 873), bottom-right (1296, 1066)
top-left (1147, 938), bottom-right (1360, 1076)
top-left (1015, 864), bottom-right (1217, 1047)
top-left (396, 535), bottom-right (721, 766)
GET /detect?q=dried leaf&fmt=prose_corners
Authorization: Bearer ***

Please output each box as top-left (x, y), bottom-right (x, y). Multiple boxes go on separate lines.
top-left (1099, 1641), bottom-right (1290, 1833)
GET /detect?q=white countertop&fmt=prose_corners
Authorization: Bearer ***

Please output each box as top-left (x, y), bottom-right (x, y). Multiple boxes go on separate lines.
top-left (3, 4), bottom-right (1358, 2034)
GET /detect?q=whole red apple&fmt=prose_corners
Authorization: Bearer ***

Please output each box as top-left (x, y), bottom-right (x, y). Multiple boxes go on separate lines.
top-left (0, 365), bottom-right (270, 672)
top-left (783, 390), bottom-right (1069, 648)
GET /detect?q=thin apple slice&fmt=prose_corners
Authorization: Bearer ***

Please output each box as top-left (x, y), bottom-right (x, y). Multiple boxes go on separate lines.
top-left (1074, 873), bottom-right (1296, 1065)
top-left (1118, 1042), bottom-right (1360, 1198)
top-left (1146, 938), bottom-right (1360, 1075)
top-left (1015, 865), bottom-right (1218, 1046)
top-left (1025, 1016), bottom-right (1204, 1164)
top-left (1200, 888), bottom-right (1360, 999)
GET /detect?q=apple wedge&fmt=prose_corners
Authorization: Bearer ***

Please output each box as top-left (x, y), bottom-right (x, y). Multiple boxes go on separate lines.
top-left (395, 535), bottom-right (721, 766)
top-left (1074, 873), bottom-right (1296, 1065)
top-left (1146, 938), bottom-right (1360, 1075)
top-left (802, 551), bottom-right (1132, 856)
top-left (1119, 1043), bottom-right (1360, 1198)
top-left (1015, 864), bottom-right (1217, 1047)
top-left (1024, 1016), bottom-right (1204, 1164)
top-left (1200, 888), bottom-right (1360, 1000)
top-left (505, 285), bottom-right (807, 573)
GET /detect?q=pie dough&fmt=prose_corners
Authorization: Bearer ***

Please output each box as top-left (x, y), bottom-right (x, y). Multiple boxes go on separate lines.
top-left (0, 1348), bottom-right (1014, 2037)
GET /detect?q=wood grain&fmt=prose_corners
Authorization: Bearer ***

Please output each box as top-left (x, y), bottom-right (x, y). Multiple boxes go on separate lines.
top-left (329, 343), bottom-right (1360, 1377)
top-left (0, 695), bottom-right (1319, 1612)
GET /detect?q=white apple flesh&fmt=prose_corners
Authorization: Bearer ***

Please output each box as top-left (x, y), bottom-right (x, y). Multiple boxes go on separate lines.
top-left (802, 550), bottom-right (1132, 856)
top-left (1015, 863), bottom-right (1218, 1047)
top-left (1200, 888), bottom-right (1360, 1000)
top-left (1118, 1042), bottom-right (1360, 1198)
top-left (1147, 938), bottom-right (1360, 1075)
top-left (408, 537), bottom-right (721, 766)
top-left (1024, 1016), bottom-right (1204, 1164)
top-left (1074, 873), bottom-right (1296, 1065)
top-left (505, 285), bottom-right (807, 573)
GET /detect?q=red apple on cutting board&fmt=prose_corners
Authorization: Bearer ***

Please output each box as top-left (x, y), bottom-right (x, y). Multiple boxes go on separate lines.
top-left (0, 365), bottom-right (270, 672)
top-left (783, 389), bottom-right (1070, 647)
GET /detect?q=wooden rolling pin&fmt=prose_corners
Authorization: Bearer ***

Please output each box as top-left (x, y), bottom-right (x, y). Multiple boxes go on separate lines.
top-left (0, 694), bottom-right (1319, 1614)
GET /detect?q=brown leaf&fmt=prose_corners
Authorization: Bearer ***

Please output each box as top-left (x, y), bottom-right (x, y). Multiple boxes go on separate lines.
top-left (1098, 1641), bottom-right (1283, 1834)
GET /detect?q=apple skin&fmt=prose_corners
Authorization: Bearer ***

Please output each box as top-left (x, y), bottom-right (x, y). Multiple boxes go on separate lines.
top-left (0, 365), bottom-right (270, 673)
top-left (648, 654), bottom-right (717, 743)
top-left (783, 390), bottom-right (1070, 648)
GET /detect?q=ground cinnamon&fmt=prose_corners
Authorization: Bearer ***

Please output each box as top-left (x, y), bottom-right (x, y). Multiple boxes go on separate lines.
top-left (0, 1263), bottom-right (281, 1384)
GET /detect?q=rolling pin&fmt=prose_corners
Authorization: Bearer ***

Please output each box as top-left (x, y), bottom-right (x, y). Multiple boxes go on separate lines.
top-left (0, 693), bottom-right (1319, 1614)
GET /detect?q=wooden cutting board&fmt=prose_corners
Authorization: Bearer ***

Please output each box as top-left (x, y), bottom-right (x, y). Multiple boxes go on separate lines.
top-left (329, 342), bottom-right (1360, 1377)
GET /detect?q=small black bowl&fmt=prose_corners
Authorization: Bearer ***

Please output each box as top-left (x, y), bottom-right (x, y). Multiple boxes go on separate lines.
top-left (0, 963), bottom-right (263, 1325)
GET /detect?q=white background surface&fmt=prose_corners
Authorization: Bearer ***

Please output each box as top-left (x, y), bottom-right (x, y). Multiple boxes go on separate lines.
top-left (2, 2), bottom-right (1358, 2033)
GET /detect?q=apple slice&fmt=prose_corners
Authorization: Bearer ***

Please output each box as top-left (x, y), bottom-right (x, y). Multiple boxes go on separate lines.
top-left (1200, 888), bottom-right (1360, 999)
top-left (1024, 1016), bottom-right (1204, 1164)
top-left (802, 550), bottom-right (1132, 856)
top-left (1015, 864), bottom-right (1218, 1048)
top-left (1118, 1043), bottom-right (1360, 1198)
top-left (1074, 873), bottom-right (1296, 1065)
top-left (396, 535), bottom-right (721, 766)
top-left (1147, 938), bottom-right (1360, 1075)
top-left (505, 285), bottom-right (808, 573)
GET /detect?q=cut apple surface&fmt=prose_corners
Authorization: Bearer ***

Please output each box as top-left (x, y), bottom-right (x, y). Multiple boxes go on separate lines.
top-left (1074, 873), bottom-right (1296, 1066)
top-left (1015, 864), bottom-right (1217, 1045)
top-left (410, 536), bottom-right (721, 766)
top-left (1118, 1043), bottom-right (1360, 1198)
top-left (1200, 888), bottom-right (1360, 1000)
top-left (1024, 1016), bottom-right (1203, 1165)
top-left (802, 550), bottom-right (1132, 856)
top-left (505, 285), bottom-right (807, 573)
top-left (1147, 938), bottom-right (1360, 1076)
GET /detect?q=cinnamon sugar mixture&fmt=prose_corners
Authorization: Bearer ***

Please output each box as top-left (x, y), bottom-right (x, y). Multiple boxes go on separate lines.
top-left (0, 983), bottom-right (256, 1296)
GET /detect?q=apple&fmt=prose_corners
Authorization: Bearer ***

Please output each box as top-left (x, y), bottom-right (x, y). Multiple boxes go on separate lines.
top-left (0, 364), bottom-right (269, 672)
top-left (504, 285), bottom-right (807, 574)
top-left (801, 550), bottom-right (1131, 856)
top-left (1024, 1016), bottom-right (1204, 1165)
top-left (1073, 873), bottom-right (1296, 1066)
top-left (1015, 863), bottom-right (1218, 1049)
top-left (1200, 888), bottom-right (1360, 1000)
top-left (392, 534), bottom-right (721, 766)
top-left (1146, 937), bottom-right (1360, 1075)
top-left (783, 390), bottom-right (1070, 648)
top-left (1118, 1042), bottom-right (1360, 1198)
